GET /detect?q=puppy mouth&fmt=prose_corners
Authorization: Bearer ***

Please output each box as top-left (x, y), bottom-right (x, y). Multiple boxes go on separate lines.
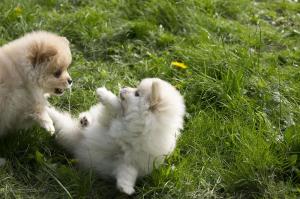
top-left (54, 88), bottom-right (65, 95)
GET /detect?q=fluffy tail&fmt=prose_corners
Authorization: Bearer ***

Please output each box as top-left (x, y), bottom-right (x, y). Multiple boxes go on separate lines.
top-left (47, 106), bottom-right (82, 152)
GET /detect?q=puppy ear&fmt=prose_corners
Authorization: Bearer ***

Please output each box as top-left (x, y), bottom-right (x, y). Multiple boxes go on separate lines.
top-left (28, 42), bottom-right (57, 67)
top-left (150, 81), bottom-right (161, 111)
top-left (61, 36), bottom-right (70, 45)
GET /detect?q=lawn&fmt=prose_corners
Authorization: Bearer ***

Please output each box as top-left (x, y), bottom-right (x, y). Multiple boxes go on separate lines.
top-left (0, 0), bottom-right (300, 198)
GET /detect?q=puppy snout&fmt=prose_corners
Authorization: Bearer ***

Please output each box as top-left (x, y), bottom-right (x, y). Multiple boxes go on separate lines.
top-left (120, 88), bottom-right (128, 100)
top-left (120, 88), bottom-right (128, 94)
top-left (67, 78), bottom-right (73, 85)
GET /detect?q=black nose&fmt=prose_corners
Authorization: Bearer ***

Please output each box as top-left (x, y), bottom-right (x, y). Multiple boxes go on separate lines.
top-left (67, 78), bottom-right (73, 84)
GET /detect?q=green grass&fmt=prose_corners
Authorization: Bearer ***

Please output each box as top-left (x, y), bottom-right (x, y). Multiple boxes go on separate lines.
top-left (0, 0), bottom-right (300, 198)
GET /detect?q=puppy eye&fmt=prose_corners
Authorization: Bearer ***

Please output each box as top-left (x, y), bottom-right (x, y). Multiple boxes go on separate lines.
top-left (53, 69), bottom-right (62, 78)
top-left (135, 91), bottom-right (140, 97)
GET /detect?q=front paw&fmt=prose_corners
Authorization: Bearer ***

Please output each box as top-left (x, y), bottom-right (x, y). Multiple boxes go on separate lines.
top-left (42, 120), bottom-right (55, 135)
top-left (96, 87), bottom-right (113, 102)
top-left (117, 182), bottom-right (135, 195)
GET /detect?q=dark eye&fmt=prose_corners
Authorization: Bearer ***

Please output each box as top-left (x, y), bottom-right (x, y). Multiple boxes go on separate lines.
top-left (135, 90), bottom-right (140, 97)
top-left (54, 69), bottom-right (62, 78)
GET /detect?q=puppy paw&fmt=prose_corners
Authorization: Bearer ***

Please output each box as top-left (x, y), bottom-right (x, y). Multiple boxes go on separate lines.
top-left (79, 112), bottom-right (92, 128)
top-left (43, 120), bottom-right (55, 135)
top-left (79, 116), bottom-right (89, 128)
top-left (96, 87), bottom-right (116, 102)
top-left (96, 87), bottom-right (109, 98)
top-left (117, 183), bottom-right (135, 195)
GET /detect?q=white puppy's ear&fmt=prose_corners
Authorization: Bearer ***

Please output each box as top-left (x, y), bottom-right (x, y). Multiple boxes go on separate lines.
top-left (28, 41), bottom-right (57, 67)
top-left (150, 81), bottom-right (161, 111)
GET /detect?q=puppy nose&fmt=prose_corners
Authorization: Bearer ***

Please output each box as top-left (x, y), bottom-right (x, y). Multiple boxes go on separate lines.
top-left (120, 88), bottom-right (127, 94)
top-left (120, 88), bottom-right (127, 100)
top-left (67, 78), bottom-right (73, 85)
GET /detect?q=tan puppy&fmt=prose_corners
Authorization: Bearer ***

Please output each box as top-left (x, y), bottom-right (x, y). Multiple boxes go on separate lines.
top-left (0, 31), bottom-right (72, 135)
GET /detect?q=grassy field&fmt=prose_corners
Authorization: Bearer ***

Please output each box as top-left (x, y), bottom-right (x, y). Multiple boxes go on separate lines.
top-left (0, 0), bottom-right (300, 198)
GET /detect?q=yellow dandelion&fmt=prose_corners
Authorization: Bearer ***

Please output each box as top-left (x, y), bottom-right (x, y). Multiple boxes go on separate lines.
top-left (171, 61), bottom-right (187, 69)
top-left (14, 6), bottom-right (23, 15)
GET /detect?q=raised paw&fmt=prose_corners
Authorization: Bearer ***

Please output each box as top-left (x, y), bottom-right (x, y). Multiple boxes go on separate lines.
top-left (96, 87), bottom-right (109, 98)
top-left (96, 87), bottom-right (116, 102)
top-left (43, 120), bottom-right (55, 135)
top-left (80, 116), bottom-right (89, 128)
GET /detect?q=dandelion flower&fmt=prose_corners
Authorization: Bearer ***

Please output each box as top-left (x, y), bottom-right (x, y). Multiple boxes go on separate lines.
top-left (171, 61), bottom-right (187, 69)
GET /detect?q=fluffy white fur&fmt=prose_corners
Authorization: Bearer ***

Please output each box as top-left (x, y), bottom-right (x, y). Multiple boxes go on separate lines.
top-left (47, 78), bottom-right (185, 195)
top-left (0, 31), bottom-right (72, 135)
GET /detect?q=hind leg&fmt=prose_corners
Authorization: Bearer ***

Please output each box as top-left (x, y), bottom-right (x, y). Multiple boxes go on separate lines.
top-left (79, 112), bottom-right (92, 128)
top-left (115, 164), bottom-right (138, 195)
top-left (78, 104), bottom-right (103, 128)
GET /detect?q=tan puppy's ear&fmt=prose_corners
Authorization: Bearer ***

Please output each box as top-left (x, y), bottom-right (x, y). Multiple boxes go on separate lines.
top-left (61, 36), bottom-right (70, 45)
top-left (150, 81), bottom-right (161, 111)
top-left (28, 42), bottom-right (57, 67)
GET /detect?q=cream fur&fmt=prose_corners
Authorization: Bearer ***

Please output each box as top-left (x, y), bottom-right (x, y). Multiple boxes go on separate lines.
top-left (47, 78), bottom-right (185, 195)
top-left (0, 31), bottom-right (72, 135)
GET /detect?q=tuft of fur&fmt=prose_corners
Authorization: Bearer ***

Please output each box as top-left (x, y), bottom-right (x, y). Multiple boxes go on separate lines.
top-left (0, 31), bottom-right (72, 135)
top-left (48, 78), bottom-right (185, 195)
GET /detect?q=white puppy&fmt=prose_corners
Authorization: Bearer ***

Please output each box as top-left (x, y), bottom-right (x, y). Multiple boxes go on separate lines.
top-left (0, 31), bottom-right (72, 135)
top-left (47, 78), bottom-right (185, 195)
